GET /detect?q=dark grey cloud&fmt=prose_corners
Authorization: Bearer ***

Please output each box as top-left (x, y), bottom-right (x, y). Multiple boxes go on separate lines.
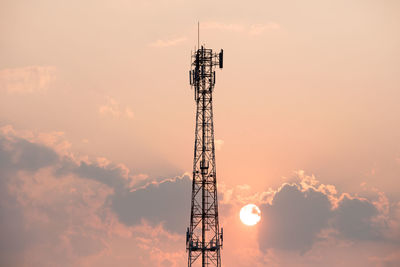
top-left (0, 193), bottom-right (29, 267)
top-left (56, 159), bottom-right (129, 191)
top-left (258, 182), bottom-right (391, 254)
top-left (259, 184), bottom-right (332, 252)
top-left (0, 136), bottom-right (59, 173)
top-left (0, 133), bottom-right (192, 239)
top-left (111, 176), bottom-right (191, 233)
top-left (0, 137), bottom-right (56, 266)
top-left (2, 131), bottom-right (399, 264)
top-left (0, 131), bottom-right (195, 265)
top-left (56, 157), bottom-right (192, 233)
top-left (333, 195), bottom-right (380, 241)
top-left (0, 135), bottom-right (130, 192)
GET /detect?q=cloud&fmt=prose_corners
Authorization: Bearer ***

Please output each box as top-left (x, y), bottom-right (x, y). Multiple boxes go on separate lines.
top-left (0, 135), bottom-right (59, 173)
top-left (99, 96), bottom-right (134, 119)
top-left (249, 22), bottom-right (280, 36)
top-left (149, 37), bottom-right (187, 48)
top-left (0, 66), bottom-right (56, 94)
top-left (111, 175), bottom-right (191, 233)
top-left (125, 107), bottom-right (134, 118)
top-left (202, 22), bottom-right (245, 32)
top-left (0, 133), bottom-right (61, 266)
top-left (1, 125), bottom-right (190, 233)
top-left (259, 183), bottom-right (332, 252)
top-left (257, 172), bottom-right (399, 254)
top-left (148, 22), bottom-right (280, 50)
top-left (215, 139), bottom-right (224, 150)
top-left (333, 194), bottom-right (380, 241)
top-left (370, 251), bottom-right (400, 267)
top-left (200, 21), bottom-right (281, 35)
top-left (1, 126), bottom-right (400, 266)
top-left (0, 125), bottom-right (188, 266)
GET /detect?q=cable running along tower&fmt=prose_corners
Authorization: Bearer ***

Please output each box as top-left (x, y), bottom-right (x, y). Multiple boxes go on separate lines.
top-left (186, 44), bottom-right (224, 267)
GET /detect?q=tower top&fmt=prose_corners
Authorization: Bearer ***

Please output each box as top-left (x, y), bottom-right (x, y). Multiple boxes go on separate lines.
top-left (188, 47), bottom-right (224, 101)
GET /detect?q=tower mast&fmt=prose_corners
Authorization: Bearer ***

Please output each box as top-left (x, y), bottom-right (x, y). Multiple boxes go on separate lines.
top-left (187, 44), bottom-right (224, 267)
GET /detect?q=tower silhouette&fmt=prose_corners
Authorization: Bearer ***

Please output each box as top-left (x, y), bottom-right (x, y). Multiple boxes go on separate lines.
top-left (186, 45), bottom-right (224, 267)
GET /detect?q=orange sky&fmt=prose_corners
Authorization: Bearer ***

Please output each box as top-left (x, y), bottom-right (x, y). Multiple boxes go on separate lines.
top-left (1, 0), bottom-right (400, 266)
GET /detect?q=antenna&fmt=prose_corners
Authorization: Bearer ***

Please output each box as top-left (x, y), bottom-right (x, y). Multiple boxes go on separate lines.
top-left (187, 40), bottom-right (224, 267)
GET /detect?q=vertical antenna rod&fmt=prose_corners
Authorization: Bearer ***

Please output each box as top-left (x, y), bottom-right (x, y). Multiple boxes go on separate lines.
top-left (187, 37), bottom-right (224, 267)
top-left (197, 22), bottom-right (200, 49)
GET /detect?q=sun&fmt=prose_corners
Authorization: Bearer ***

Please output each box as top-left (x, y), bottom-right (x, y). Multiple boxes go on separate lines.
top-left (240, 204), bottom-right (261, 226)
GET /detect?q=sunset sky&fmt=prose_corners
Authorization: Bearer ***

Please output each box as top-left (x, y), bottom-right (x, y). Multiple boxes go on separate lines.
top-left (1, 0), bottom-right (400, 266)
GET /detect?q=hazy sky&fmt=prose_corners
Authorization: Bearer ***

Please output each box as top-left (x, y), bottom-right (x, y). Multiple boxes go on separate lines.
top-left (1, 0), bottom-right (400, 266)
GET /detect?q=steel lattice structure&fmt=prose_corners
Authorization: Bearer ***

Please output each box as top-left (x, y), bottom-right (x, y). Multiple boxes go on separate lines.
top-left (186, 46), bottom-right (224, 267)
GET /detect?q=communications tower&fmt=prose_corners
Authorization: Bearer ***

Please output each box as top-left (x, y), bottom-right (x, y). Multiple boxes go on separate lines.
top-left (186, 45), bottom-right (224, 267)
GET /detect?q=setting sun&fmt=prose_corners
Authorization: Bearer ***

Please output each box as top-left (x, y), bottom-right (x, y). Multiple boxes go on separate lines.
top-left (240, 204), bottom-right (261, 226)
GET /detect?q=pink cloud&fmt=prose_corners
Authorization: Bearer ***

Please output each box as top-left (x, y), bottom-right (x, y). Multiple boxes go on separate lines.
top-left (149, 37), bottom-right (187, 48)
top-left (249, 22), bottom-right (281, 35)
top-left (200, 21), bottom-right (281, 36)
top-left (0, 66), bottom-right (56, 94)
top-left (99, 96), bottom-right (134, 120)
